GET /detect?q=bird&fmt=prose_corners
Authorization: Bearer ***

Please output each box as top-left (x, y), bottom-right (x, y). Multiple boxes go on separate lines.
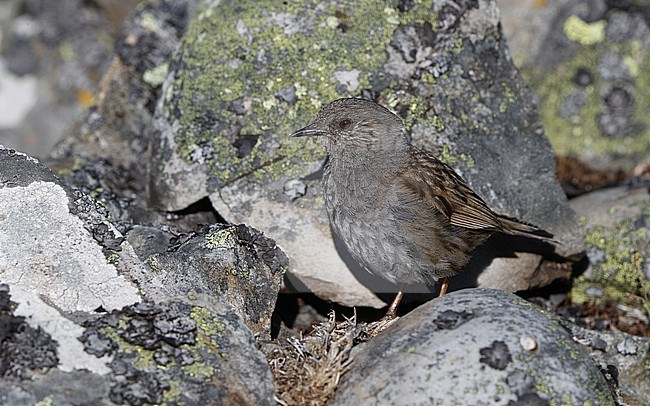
top-left (291, 98), bottom-right (555, 319)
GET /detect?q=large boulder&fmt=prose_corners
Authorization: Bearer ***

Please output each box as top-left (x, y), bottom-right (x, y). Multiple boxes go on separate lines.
top-left (332, 288), bottom-right (615, 405)
top-left (146, 0), bottom-right (584, 307)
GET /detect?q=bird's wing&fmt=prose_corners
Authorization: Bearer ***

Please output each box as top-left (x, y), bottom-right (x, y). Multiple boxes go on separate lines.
top-left (399, 149), bottom-right (503, 231)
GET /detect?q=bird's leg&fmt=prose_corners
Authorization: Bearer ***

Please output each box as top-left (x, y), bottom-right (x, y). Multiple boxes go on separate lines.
top-left (438, 278), bottom-right (449, 297)
top-left (383, 290), bottom-right (404, 320)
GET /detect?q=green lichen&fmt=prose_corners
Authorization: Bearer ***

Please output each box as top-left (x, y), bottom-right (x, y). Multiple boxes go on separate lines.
top-left (166, 0), bottom-right (440, 185)
top-left (59, 42), bottom-right (76, 63)
top-left (205, 228), bottom-right (251, 278)
top-left (191, 306), bottom-right (226, 340)
top-left (431, 115), bottom-right (446, 132)
top-left (54, 156), bottom-right (86, 177)
top-left (162, 380), bottom-right (182, 406)
top-left (181, 361), bottom-right (215, 379)
top-left (206, 228), bottom-right (238, 250)
top-left (140, 11), bottom-right (160, 32)
top-left (35, 396), bottom-right (53, 406)
top-left (453, 36), bottom-right (463, 54)
top-left (107, 252), bottom-right (119, 264)
top-left (437, 144), bottom-right (475, 169)
top-left (571, 200), bottom-right (650, 317)
top-left (97, 304), bottom-right (236, 405)
top-left (99, 325), bottom-right (158, 370)
top-left (403, 100), bottom-right (430, 131)
top-left (498, 82), bottom-right (516, 114)
top-left (143, 63), bottom-right (169, 87)
top-left (563, 16), bottom-right (606, 46)
top-left (522, 19), bottom-right (650, 167)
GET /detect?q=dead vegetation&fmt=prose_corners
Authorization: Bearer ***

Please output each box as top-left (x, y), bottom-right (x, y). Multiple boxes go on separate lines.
top-left (260, 313), bottom-right (396, 405)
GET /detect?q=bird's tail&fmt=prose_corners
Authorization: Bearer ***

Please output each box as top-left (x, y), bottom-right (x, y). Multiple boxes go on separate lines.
top-left (498, 216), bottom-right (558, 244)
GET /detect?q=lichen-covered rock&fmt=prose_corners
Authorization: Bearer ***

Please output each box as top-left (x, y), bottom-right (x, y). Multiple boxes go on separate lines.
top-left (0, 146), bottom-right (282, 403)
top-left (83, 297), bottom-right (275, 405)
top-left (147, 0), bottom-right (583, 307)
top-left (569, 185), bottom-right (649, 331)
top-left (569, 324), bottom-right (649, 405)
top-left (143, 223), bottom-right (288, 337)
top-left (0, 285), bottom-right (59, 379)
top-left (0, 285), bottom-right (275, 406)
top-left (0, 147), bottom-right (146, 316)
top-left (51, 0), bottom-right (200, 180)
top-left (501, 0), bottom-right (650, 170)
top-left (331, 288), bottom-right (615, 405)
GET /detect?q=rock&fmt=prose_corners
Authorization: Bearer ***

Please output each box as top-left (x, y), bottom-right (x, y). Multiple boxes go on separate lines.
top-left (331, 288), bottom-right (615, 405)
top-left (0, 145), bottom-right (284, 402)
top-left (144, 223), bottom-right (288, 337)
top-left (569, 185), bottom-right (649, 333)
top-left (0, 285), bottom-right (275, 406)
top-left (147, 0), bottom-right (583, 307)
top-left (51, 0), bottom-right (200, 181)
top-left (569, 324), bottom-right (649, 405)
top-left (0, 0), bottom-right (139, 157)
top-left (499, 0), bottom-right (650, 170)
top-left (0, 147), bottom-right (146, 316)
top-left (84, 297), bottom-right (275, 406)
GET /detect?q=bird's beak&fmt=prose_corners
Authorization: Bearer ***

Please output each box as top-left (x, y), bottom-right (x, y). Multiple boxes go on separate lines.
top-left (291, 123), bottom-right (326, 138)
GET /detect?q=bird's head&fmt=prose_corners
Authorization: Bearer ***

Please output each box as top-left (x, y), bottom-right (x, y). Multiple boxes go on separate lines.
top-left (291, 98), bottom-right (410, 158)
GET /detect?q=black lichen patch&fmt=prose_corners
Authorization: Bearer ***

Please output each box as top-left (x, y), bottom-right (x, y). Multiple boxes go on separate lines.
top-left (80, 301), bottom-right (201, 405)
top-left (479, 340), bottom-right (512, 371)
top-left (79, 329), bottom-right (117, 357)
top-left (108, 363), bottom-right (169, 406)
top-left (433, 310), bottom-right (474, 330)
top-left (233, 223), bottom-right (289, 275)
top-left (233, 134), bottom-right (261, 159)
top-left (0, 284), bottom-right (59, 379)
top-left (78, 299), bottom-right (273, 405)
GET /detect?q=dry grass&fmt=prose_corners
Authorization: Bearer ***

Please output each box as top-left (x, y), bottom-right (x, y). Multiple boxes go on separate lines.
top-left (260, 313), bottom-right (397, 405)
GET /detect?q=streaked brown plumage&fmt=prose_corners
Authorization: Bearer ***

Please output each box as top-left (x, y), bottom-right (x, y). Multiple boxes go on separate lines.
top-left (292, 98), bottom-right (554, 318)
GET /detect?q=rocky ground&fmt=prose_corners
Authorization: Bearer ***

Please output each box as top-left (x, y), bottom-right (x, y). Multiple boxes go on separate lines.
top-left (0, 0), bottom-right (648, 405)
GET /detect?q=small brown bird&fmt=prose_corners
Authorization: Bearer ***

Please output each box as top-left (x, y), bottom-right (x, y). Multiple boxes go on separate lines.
top-left (292, 98), bottom-right (554, 319)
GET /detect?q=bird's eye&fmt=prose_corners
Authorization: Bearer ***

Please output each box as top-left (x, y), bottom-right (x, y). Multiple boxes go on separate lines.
top-left (338, 119), bottom-right (352, 130)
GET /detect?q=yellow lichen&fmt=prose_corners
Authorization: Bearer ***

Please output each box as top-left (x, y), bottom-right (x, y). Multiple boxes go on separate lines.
top-left (563, 16), bottom-right (605, 46)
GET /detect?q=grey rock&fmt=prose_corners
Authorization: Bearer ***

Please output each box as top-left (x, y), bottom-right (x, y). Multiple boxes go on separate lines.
top-left (0, 370), bottom-right (111, 406)
top-left (0, 147), bottom-right (145, 318)
top-left (0, 285), bottom-right (59, 380)
top-left (571, 185), bottom-right (649, 229)
top-left (147, 0), bottom-right (583, 307)
top-left (331, 289), bottom-right (614, 405)
top-left (617, 336), bottom-right (638, 356)
top-left (51, 0), bottom-right (200, 180)
top-left (0, 145), bottom-right (282, 403)
top-left (0, 284), bottom-right (275, 406)
top-left (0, 0), bottom-right (137, 158)
top-left (146, 223), bottom-right (288, 337)
top-left (283, 178), bottom-right (306, 200)
top-left (568, 324), bottom-right (649, 405)
top-left (84, 297), bottom-right (275, 406)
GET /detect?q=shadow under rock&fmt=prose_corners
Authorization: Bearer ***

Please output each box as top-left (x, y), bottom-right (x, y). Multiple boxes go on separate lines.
top-left (452, 232), bottom-right (562, 290)
top-left (272, 274), bottom-right (385, 338)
